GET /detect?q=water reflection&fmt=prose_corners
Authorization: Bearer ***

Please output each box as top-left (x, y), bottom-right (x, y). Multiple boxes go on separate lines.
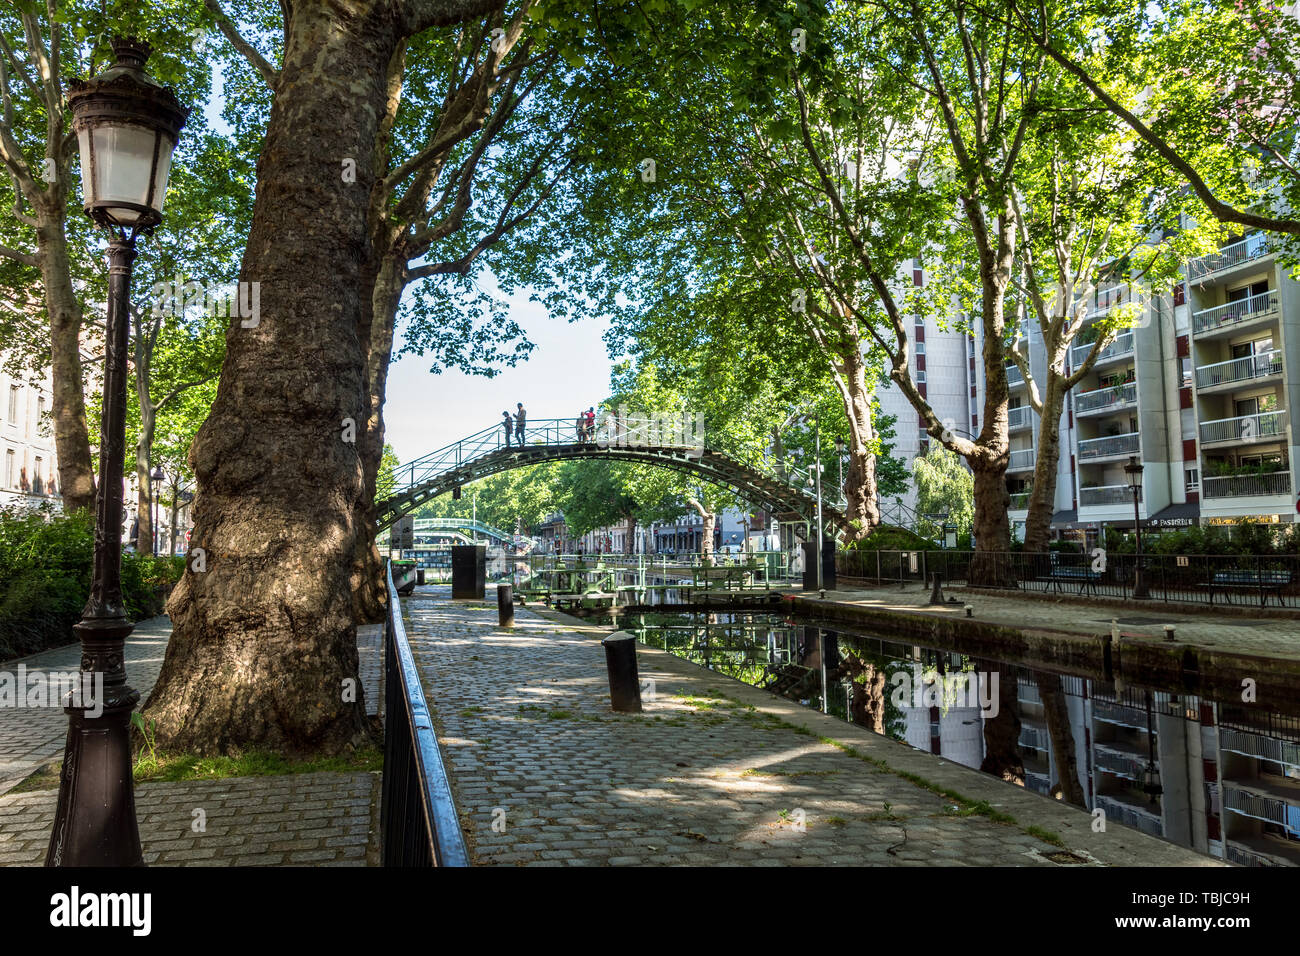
top-left (607, 609), bottom-right (1300, 867)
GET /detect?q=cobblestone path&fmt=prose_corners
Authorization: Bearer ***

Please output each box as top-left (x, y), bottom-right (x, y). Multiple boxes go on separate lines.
top-left (0, 772), bottom-right (376, 866)
top-left (406, 587), bottom-right (1218, 867)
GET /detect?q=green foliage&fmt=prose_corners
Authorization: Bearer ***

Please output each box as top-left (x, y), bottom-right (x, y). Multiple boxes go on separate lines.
top-left (911, 447), bottom-right (974, 540)
top-left (850, 525), bottom-right (940, 552)
top-left (0, 506), bottom-right (182, 659)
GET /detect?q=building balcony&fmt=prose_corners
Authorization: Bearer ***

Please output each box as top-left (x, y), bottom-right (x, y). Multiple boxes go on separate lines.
top-left (1075, 380), bottom-right (1137, 417)
top-left (1077, 432), bottom-right (1140, 462)
top-left (1191, 289), bottom-right (1279, 336)
top-left (1007, 405), bottom-right (1033, 431)
top-left (1079, 484), bottom-right (1139, 507)
top-left (1195, 350), bottom-right (1283, 392)
top-left (1071, 331), bottom-right (1135, 369)
top-left (1188, 233), bottom-right (1270, 281)
top-left (1092, 699), bottom-right (1147, 729)
top-left (1094, 747), bottom-right (1147, 781)
top-left (1201, 471), bottom-right (1292, 499)
top-left (1095, 793), bottom-right (1164, 837)
top-left (1018, 723), bottom-right (1049, 751)
top-left (1005, 364), bottom-right (1025, 388)
top-left (1009, 491), bottom-right (1031, 511)
top-left (1198, 410), bottom-right (1287, 447)
top-left (1218, 730), bottom-right (1300, 770)
top-left (1222, 778), bottom-right (1300, 828)
top-left (1007, 446), bottom-right (1036, 473)
top-left (1226, 836), bottom-right (1300, 868)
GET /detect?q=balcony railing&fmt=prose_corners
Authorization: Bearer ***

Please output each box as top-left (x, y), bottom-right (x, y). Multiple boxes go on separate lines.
top-left (1007, 405), bottom-right (1033, 430)
top-left (1072, 331), bottom-right (1135, 368)
top-left (1075, 381), bottom-right (1137, 415)
top-left (1188, 233), bottom-right (1270, 279)
top-left (1195, 350), bottom-right (1283, 390)
top-left (1077, 432), bottom-right (1140, 460)
top-left (1219, 730), bottom-right (1300, 769)
top-left (1202, 471), bottom-right (1292, 499)
top-left (1199, 410), bottom-right (1287, 446)
top-left (1095, 794), bottom-right (1164, 837)
top-left (1095, 748), bottom-right (1146, 780)
top-left (1005, 364), bottom-right (1025, 387)
top-left (1079, 484), bottom-right (1139, 507)
top-left (1007, 447), bottom-right (1036, 471)
top-left (1008, 491), bottom-right (1030, 510)
top-left (1222, 785), bottom-right (1296, 827)
top-left (1192, 290), bottom-right (1279, 335)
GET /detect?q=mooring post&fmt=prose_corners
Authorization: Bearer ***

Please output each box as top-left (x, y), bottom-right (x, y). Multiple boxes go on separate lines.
top-left (601, 631), bottom-right (643, 713)
top-left (928, 570), bottom-right (945, 605)
top-left (497, 583), bottom-right (514, 626)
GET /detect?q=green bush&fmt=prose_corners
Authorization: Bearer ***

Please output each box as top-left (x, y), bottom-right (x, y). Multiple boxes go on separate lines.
top-left (850, 524), bottom-right (940, 552)
top-left (0, 505), bottom-right (183, 661)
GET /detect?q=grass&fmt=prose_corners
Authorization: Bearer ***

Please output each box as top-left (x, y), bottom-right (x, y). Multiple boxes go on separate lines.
top-left (132, 747), bottom-right (383, 784)
top-left (12, 746), bottom-right (384, 791)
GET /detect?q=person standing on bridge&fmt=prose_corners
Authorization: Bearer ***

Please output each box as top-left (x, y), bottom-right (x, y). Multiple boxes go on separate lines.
top-left (502, 411), bottom-right (514, 447)
top-left (515, 402), bottom-right (527, 445)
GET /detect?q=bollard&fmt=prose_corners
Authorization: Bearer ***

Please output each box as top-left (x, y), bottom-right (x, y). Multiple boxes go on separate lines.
top-left (417, 568), bottom-right (426, 586)
top-left (497, 583), bottom-right (514, 627)
top-left (928, 571), bottom-right (945, 605)
top-left (1163, 624), bottom-right (1176, 642)
top-left (601, 631), bottom-right (643, 713)
top-left (964, 604), bottom-right (973, 618)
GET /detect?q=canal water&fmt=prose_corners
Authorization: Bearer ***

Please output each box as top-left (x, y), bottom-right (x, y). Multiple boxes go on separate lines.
top-left (575, 607), bottom-right (1300, 868)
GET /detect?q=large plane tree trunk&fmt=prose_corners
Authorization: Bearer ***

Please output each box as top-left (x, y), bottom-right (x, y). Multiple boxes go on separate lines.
top-left (1036, 670), bottom-right (1086, 806)
top-left (1022, 375), bottom-right (1064, 555)
top-left (144, 5), bottom-right (407, 754)
top-left (840, 360), bottom-right (880, 541)
top-left (36, 221), bottom-right (96, 513)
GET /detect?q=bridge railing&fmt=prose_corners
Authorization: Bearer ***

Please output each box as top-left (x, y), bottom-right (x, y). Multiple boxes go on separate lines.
top-left (378, 420), bottom-right (850, 525)
top-left (380, 560), bottom-right (470, 867)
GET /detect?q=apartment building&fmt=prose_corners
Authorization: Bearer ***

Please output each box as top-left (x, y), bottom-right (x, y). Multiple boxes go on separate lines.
top-left (0, 360), bottom-right (60, 509)
top-left (992, 230), bottom-right (1300, 541)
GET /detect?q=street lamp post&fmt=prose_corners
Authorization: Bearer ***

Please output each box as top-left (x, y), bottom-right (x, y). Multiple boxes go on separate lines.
top-left (150, 464), bottom-right (164, 557)
top-left (47, 37), bottom-right (187, 867)
top-left (1124, 455), bottom-right (1149, 599)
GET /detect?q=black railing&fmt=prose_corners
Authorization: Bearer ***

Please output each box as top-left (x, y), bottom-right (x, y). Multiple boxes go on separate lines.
top-left (380, 560), bottom-right (469, 866)
top-left (836, 549), bottom-right (1300, 609)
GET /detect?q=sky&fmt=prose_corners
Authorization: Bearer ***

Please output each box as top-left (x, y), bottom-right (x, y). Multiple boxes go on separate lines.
top-left (383, 288), bottom-right (614, 463)
top-left (202, 70), bottom-right (615, 468)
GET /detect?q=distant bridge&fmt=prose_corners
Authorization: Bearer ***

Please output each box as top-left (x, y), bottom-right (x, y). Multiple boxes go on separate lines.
top-left (412, 517), bottom-right (520, 545)
top-left (375, 418), bottom-right (845, 533)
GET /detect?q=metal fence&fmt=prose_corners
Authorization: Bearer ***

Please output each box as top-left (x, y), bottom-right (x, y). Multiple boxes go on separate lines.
top-left (380, 560), bottom-right (469, 866)
top-left (835, 549), bottom-right (1300, 609)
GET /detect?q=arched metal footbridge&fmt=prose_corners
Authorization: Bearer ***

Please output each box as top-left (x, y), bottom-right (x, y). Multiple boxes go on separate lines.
top-left (375, 418), bottom-right (846, 533)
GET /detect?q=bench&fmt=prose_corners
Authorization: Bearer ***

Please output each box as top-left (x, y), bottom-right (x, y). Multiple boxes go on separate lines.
top-left (1208, 569), bottom-right (1292, 607)
top-left (1039, 565), bottom-right (1102, 595)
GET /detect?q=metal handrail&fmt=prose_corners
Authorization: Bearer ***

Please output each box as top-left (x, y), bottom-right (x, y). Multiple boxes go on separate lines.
top-left (1195, 350), bottom-right (1284, 389)
top-left (1192, 290), bottom-right (1279, 334)
top-left (380, 560), bottom-right (469, 867)
top-left (380, 417), bottom-right (829, 514)
top-left (1199, 410), bottom-right (1287, 445)
top-left (1077, 432), bottom-right (1140, 459)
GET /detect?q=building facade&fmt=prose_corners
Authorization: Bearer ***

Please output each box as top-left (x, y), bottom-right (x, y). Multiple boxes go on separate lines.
top-left (0, 360), bottom-right (60, 510)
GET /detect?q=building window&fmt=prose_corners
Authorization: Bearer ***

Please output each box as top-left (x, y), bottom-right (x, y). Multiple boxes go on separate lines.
top-left (33, 456), bottom-right (42, 490)
top-left (1173, 283), bottom-right (1185, 306)
top-left (1185, 468), bottom-right (1200, 492)
top-left (4, 449), bottom-right (13, 488)
top-left (916, 370), bottom-right (926, 384)
top-left (1180, 356), bottom-right (1191, 388)
top-left (7, 385), bottom-right (17, 421)
top-left (915, 341), bottom-right (925, 355)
